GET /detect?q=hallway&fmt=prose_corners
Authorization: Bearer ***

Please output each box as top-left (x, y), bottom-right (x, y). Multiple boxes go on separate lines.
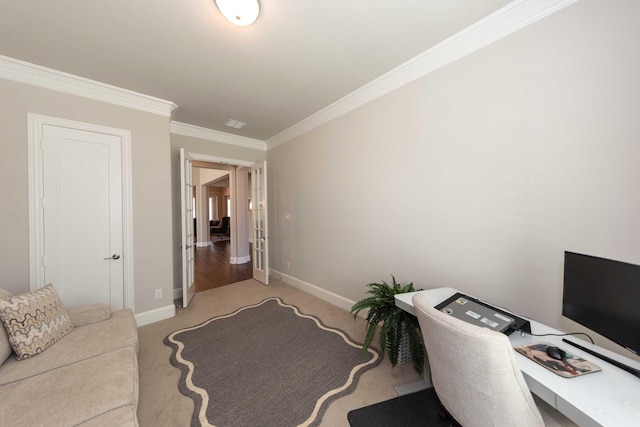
top-left (194, 240), bottom-right (253, 293)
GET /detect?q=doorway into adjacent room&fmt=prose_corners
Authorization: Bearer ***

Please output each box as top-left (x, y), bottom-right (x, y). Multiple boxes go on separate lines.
top-left (192, 162), bottom-right (252, 293)
top-left (194, 241), bottom-right (252, 292)
top-left (179, 151), bottom-right (269, 308)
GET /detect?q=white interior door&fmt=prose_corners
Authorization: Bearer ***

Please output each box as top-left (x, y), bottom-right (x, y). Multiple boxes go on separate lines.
top-left (251, 161), bottom-right (269, 285)
top-left (181, 148), bottom-right (196, 307)
top-left (42, 124), bottom-right (124, 309)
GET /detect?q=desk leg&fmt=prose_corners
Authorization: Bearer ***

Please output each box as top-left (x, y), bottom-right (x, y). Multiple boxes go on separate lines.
top-left (393, 356), bottom-right (432, 396)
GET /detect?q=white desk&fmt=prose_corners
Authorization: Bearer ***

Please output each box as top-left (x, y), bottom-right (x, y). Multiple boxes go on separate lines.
top-left (395, 288), bottom-right (640, 427)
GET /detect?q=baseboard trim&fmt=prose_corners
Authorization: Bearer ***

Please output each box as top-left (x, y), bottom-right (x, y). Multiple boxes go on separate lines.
top-left (135, 304), bottom-right (176, 327)
top-left (230, 255), bottom-right (251, 265)
top-left (173, 287), bottom-right (183, 300)
top-left (270, 269), bottom-right (363, 316)
top-left (196, 241), bottom-right (210, 247)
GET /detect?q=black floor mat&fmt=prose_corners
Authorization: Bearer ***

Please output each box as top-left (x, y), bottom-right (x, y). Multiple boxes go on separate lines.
top-left (347, 388), bottom-right (455, 427)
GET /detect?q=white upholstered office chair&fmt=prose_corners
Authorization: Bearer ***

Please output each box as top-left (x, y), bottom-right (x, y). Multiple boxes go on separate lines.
top-left (412, 293), bottom-right (544, 427)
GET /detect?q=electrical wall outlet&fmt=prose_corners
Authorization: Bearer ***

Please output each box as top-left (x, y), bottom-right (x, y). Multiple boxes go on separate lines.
top-left (155, 289), bottom-right (163, 299)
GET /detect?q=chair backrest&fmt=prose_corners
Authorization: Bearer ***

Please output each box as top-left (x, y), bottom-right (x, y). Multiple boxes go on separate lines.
top-left (412, 293), bottom-right (544, 427)
top-left (212, 217), bottom-right (230, 231)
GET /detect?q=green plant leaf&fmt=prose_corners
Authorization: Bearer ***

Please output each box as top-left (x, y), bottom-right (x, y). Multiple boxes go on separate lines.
top-left (351, 275), bottom-right (426, 373)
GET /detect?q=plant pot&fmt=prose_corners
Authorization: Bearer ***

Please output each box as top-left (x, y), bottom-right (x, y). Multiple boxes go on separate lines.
top-left (389, 323), bottom-right (412, 365)
top-left (350, 276), bottom-right (425, 373)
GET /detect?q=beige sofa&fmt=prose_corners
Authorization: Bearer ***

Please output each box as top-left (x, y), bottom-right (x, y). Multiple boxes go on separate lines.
top-left (0, 288), bottom-right (139, 426)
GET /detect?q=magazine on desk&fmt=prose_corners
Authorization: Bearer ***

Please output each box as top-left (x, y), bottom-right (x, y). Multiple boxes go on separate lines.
top-left (514, 343), bottom-right (602, 378)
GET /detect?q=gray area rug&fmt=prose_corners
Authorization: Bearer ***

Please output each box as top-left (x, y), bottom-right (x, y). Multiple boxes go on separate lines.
top-left (164, 297), bottom-right (381, 427)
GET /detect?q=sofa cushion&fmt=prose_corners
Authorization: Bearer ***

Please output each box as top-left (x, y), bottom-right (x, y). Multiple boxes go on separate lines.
top-left (67, 303), bottom-right (111, 327)
top-left (0, 288), bottom-right (12, 365)
top-left (0, 346), bottom-right (138, 427)
top-left (0, 308), bottom-right (138, 385)
top-left (0, 284), bottom-right (73, 360)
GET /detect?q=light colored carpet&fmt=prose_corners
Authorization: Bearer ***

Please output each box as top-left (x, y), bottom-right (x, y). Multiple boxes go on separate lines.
top-left (136, 278), bottom-right (575, 426)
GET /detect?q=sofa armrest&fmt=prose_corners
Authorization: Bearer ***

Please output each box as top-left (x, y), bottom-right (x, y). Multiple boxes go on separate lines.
top-left (67, 304), bottom-right (112, 327)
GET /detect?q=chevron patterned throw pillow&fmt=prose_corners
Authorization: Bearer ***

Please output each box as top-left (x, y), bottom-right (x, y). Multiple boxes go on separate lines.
top-left (0, 284), bottom-right (74, 360)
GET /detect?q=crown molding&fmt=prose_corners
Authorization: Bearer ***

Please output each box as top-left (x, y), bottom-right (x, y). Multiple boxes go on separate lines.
top-left (0, 55), bottom-right (177, 117)
top-left (171, 121), bottom-right (267, 151)
top-left (266, 0), bottom-right (578, 149)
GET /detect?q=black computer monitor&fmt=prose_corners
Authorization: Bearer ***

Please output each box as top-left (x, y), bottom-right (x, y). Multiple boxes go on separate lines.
top-left (562, 251), bottom-right (640, 355)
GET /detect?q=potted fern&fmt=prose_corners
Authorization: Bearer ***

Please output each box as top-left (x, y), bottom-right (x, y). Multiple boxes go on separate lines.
top-left (350, 276), bottom-right (425, 374)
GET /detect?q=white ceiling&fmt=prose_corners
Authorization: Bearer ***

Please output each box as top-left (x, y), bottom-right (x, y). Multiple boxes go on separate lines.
top-left (0, 0), bottom-right (511, 141)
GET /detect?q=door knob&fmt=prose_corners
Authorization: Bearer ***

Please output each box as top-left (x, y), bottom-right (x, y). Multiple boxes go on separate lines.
top-left (104, 254), bottom-right (121, 260)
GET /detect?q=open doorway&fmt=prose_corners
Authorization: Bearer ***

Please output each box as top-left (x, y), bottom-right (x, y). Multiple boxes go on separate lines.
top-left (192, 161), bottom-right (253, 293)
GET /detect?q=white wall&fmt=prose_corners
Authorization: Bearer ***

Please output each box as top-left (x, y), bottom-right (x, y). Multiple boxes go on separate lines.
top-left (0, 78), bottom-right (174, 315)
top-left (267, 0), bottom-right (640, 358)
top-left (199, 169), bottom-right (228, 185)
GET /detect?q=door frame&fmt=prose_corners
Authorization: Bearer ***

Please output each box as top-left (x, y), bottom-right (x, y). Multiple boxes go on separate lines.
top-left (180, 148), bottom-right (195, 308)
top-left (27, 113), bottom-right (135, 310)
top-left (251, 161), bottom-right (268, 285)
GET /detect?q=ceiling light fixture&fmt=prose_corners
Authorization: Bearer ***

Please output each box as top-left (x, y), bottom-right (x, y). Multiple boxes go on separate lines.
top-left (215, 0), bottom-right (261, 27)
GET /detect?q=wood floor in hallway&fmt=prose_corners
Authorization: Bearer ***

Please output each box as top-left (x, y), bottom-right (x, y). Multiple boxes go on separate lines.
top-left (194, 240), bottom-right (253, 293)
